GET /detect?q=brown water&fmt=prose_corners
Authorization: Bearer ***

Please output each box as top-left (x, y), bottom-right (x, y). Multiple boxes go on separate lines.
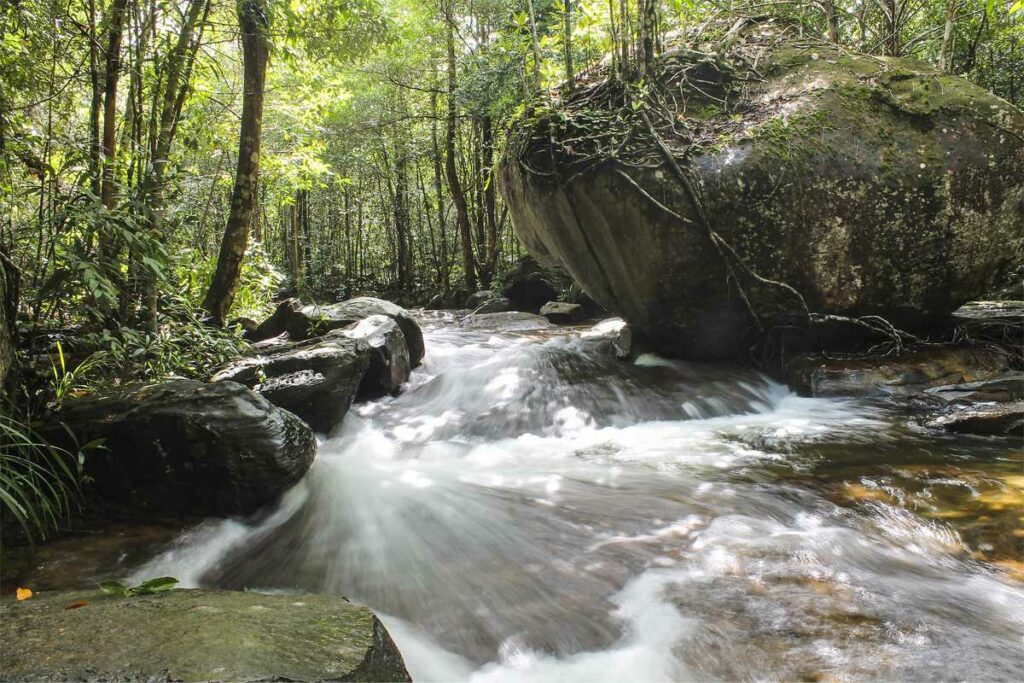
top-left (7, 316), bottom-right (1023, 681)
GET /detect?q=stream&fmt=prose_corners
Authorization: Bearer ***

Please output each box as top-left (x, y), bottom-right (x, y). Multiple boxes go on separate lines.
top-left (68, 314), bottom-right (1024, 679)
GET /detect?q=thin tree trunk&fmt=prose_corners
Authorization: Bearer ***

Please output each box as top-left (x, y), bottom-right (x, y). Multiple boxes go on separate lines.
top-left (563, 0), bottom-right (574, 91)
top-left (444, 0), bottom-right (477, 290)
top-left (202, 0), bottom-right (269, 324)
top-left (100, 0), bottom-right (129, 210)
top-left (939, 0), bottom-right (958, 72)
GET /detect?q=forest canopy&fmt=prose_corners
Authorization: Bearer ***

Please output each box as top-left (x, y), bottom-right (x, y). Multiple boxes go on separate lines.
top-left (1, 0), bottom-right (1022, 402)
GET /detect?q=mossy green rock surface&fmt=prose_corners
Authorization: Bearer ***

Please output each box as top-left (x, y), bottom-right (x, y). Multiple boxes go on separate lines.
top-left (500, 21), bottom-right (1024, 359)
top-left (0, 589), bottom-right (410, 682)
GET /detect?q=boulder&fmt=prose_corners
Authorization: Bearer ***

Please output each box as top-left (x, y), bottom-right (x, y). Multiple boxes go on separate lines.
top-left (458, 311), bottom-right (554, 332)
top-left (465, 290), bottom-right (495, 309)
top-left (540, 301), bottom-right (586, 324)
top-left (472, 296), bottom-right (513, 314)
top-left (923, 374), bottom-right (1024, 405)
top-left (0, 589), bottom-right (410, 682)
top-left (499, 20), bottom-right (1024, 360)
top-left (927, 401), bottom-right (1024, 437)
top-left (786, 346), bottom-right (1011, 397)
top-left (251, 297), bottom-right (424, 367)
top-left (952, 300), bottom-right (1024, 342)
top-left (334, 314), bottom-right (411, 399)
top-left (49, 381), bottom-right (315, 518)
top-left (500, 255), bottom-right (571, 313)
top-left (212, 337), bottom-right (372, 433)
top-left (581, 317), bottom-right (633, 359)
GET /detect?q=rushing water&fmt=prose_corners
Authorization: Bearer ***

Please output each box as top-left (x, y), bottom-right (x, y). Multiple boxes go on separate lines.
top-left (126, 313), bottom-right (1023, 681)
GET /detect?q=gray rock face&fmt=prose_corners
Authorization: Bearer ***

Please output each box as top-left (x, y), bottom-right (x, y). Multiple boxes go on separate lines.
top-left (465, 290), bottom-right (495, 309)
top-left (49, 381), bottom-right (315, 518)
top-left (924, 374), bottom-right (1024, 405)
top-left (540, 301), bottom-right (586, 324)
top-left (458, 311), bottom-right (554, 332)
top-left (500, 255), bottom-right (571, 313)
top-left (252, 297), bottom-right (425, 367)
top-left (472, 296), bottom-right (513, 314)
top-left (335, 314), bottom-right (411, 398)
top-left (500, 22), bottom-right (1024, 359)
top-left (212, 337), bottom-right (373, 433)
top-left (0, 589), bottom-right (410, 682)
top-left (927, 401), bottom-right (1024, 436)
top-left (581, 318), bottom-right (633, 359)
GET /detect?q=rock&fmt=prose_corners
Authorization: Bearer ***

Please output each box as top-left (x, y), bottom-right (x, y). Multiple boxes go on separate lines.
top-left (923, 374), bottom-right (1024, 405)
top-left (49, 381), bottom-right (315, 518)
top-left (229, 316), bottom-right (259, 335)
top-left (425, 293), bottom-right (445, 310)
top-left (540, 301), bottom-right (586, 324)
top-left (465, 290), bottom-right (495, 309)
top-left (0, 589), bottom-right (410, 682)
top-left (581, 317), bottom-right (633, 359)
top-left (786, 346), bottom-right (1011, 397)
top-left (500, 255), bottom-right (571, 313)
top-left (952, 300), bottom-right (1024, 341)
top-left (212, 337), bottom-right (372, 433)
top-left (499, 20), bottom-right (1024, 360)
top-left (566, 284), bottom-right (608, 318)
top-left (472, 296), bottom-right (513, 314)
top-left (251, 297), bottom-right (424, 367)
top-left (335, 314), bottom-right (411, 399)
top-left (458, 311), bottom-right (554, 332)
top-left (927, 401), bottom-right (1024, 437)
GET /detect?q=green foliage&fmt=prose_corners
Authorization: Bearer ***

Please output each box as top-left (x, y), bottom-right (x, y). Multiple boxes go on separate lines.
top-left (98, 576), bottom-right (179, 597)
top-left (0, 414), bottom-right (82, 545)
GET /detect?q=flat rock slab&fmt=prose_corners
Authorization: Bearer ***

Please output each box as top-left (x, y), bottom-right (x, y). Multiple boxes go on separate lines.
top-left (458, 311), bottom-right (554, 331)
top-left (927, 401), bottom-right (1024, 437)
top-left (0, 589), bottom-right (410, 682)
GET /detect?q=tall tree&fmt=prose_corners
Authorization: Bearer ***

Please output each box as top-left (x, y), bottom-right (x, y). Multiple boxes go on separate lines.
top-left (202, 0), bottom-right (270, 324)
top-left (444, 0), bottom-right (477, 290)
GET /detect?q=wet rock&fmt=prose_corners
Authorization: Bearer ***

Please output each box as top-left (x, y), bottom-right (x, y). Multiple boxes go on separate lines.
top-left (500, 255), bottom-right (571, 313)
top-left (49, 381), bottom-right (315, 518)
top-left (786, 346), bottom-right (1011, 397)
top-left (465, 290), bottom-right (496, 309)
top-left (581, 317), bottom-right (633, 359)
top-left (212, 337), bottom-right (372, 432)
top-left (425, 293), bottom-right (445, 310)
top-left (473, 296), bottom-right (513, 314)
top-left (952, 300), bottom-right (1024, 342)
top-left (540, 301), bottom-right (586, 324)
top-left (334, 314), bottom-right (411, 399)
top-left (500, 21), bottom-right (1024, 360)
top-left (458, 311), bottom-right (554, 332)
top-left (927, 401), bottom-right (1024, 437)
top-left (0, 589), bottom-right (410, 682)
top-left (251, 297), bottom-right (424, 367)
top-left (923, 374), bottom-right (1024, 405)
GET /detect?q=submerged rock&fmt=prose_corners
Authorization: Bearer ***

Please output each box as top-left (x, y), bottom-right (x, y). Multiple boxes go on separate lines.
top-left (0, 589), bottom-right (410, 682)
top-left (458, 311), bottom-right (554, 331)
top-left (540, 301), bottom-right (586, 324)
top-left (49, 381), bottom-right (315, 518)
top-left (786, 346), bottom-right (1011, 397)
top-left (500, 20), bottom-right (1024, 359)
top-left (212, 336), bottom-right (372, 432)
top-left (251, 296), bottom-right (424, 367)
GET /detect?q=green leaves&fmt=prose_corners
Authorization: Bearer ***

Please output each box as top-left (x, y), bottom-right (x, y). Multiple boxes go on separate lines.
top-left (98, 577), bottom-right (179, 597)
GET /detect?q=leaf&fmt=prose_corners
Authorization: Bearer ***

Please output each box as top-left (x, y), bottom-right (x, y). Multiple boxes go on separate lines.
top-left (135, 577), bottom-right (178, 594)
top-left (16, 587), bottom-right (33, 601)
top-left (97, 580), bottom-right (130, 597)
top-left (65, 599), bottom-right (89, 610)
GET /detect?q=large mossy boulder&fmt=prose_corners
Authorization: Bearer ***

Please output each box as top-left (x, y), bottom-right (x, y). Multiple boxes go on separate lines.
top-left (499, 20), bottom-right (1024, 360)
top-left (0, 589), bottom-right (410, 682)
top-left (50, 381), bottom-right (315, 518)
top-left (251, 297), bottom-right (424, 367)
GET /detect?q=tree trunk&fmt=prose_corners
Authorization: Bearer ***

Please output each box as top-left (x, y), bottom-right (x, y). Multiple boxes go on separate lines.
top-left (444, 0), bottom-right (477, 291)
top-left (525, 0), bottom-right (543, 93)
top-left (563, 0), bottom-right (574, 91)
top-left (101, 0), bottom-right (129, 210)
top-left (939, 0), bottom-right (958, 72)
top-left (201, 0), bottom-right (269, 324)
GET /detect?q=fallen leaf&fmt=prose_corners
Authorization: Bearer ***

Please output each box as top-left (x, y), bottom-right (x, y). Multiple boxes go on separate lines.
top-left (15, 588), bottom-right (33, 601)
top-left (65, 599), bottom-right (89, 610)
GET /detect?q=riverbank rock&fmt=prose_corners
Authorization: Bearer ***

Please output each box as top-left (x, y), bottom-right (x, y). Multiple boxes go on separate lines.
top-left (927, 401), bottom-right (1024, 437)
top-left (458, 311), bottom-right (554, 332)
top-left (952, 300), bottom-right (1024, 343)
top-left (581, 318), bottom-right (633, 359)
top-left (251, 297), bottom-right (424, 367)
top-left (337, 315), bottom-right (412, 399)
top-left (473, 296), bottom-right (514, 314)
top-left (0, 589), bottom-right (410, 682)
top-left (211, 336), bottom-right (372, 432)
top-left (499, 19), bottom-right (1024, 360)
top-left (500, 255), bottom-right (571, 313)
top-left (540, 301), bottom-right (586, 324)
top-left (786, 346), bottom-right (1011, 397)
top-left (922, 374), bottom-right (1024, 405)
top-left (49, 381), bottom-right (315, 518)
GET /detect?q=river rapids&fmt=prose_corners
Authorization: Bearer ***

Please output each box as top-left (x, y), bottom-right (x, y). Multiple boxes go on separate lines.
top-left (131, 313), bottom-right (1024, 681)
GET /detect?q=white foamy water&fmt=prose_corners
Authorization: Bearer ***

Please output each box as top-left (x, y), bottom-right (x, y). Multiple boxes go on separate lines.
top-left (135, 315), bottom-right (1024, 681)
